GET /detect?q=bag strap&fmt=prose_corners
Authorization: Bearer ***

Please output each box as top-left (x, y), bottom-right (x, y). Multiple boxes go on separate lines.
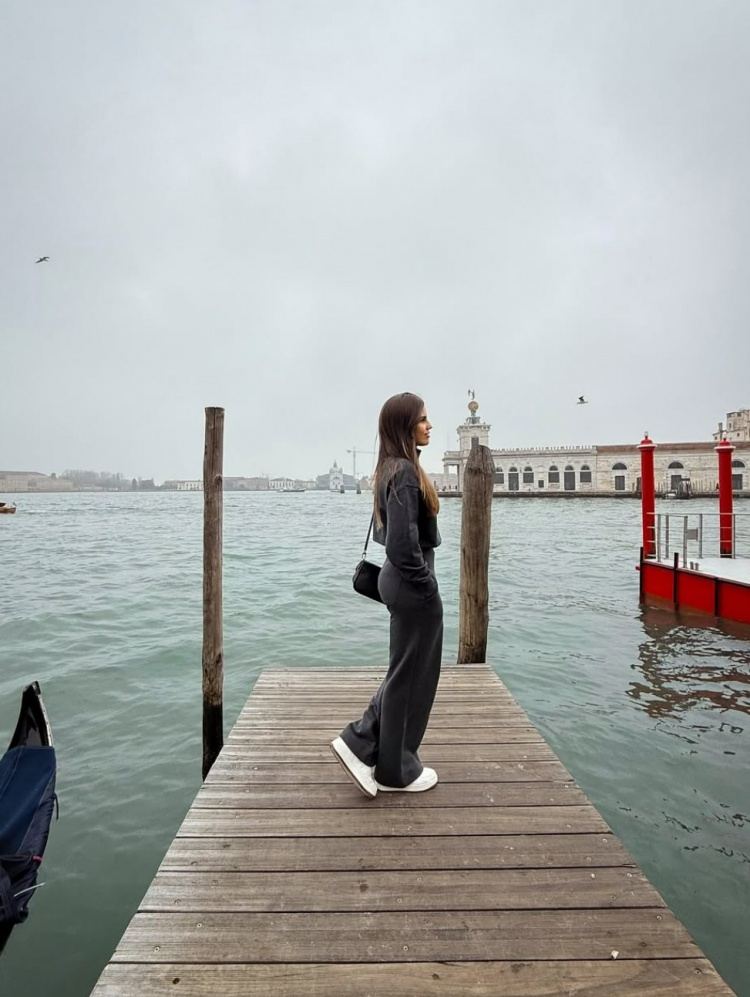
top-left (361, 515), bottom-right (375, 558)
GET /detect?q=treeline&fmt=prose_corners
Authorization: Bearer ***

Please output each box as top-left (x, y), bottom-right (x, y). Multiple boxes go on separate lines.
top-left (60, 471), bottom-right (157, 491)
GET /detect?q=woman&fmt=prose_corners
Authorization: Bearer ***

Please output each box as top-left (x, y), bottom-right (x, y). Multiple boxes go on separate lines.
top-left (331, 392), bottom-right (443, 797)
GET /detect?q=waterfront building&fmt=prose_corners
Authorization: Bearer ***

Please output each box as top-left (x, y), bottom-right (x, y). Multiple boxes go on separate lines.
top-left (0, 471), bottom-right (74, 493)
top-left (162, 480), bottom-right (203, 491)
top-left (435, 399), bottom-right (749, 497)
top-left (269, 477), bottom-right (306, 491)
top-left (314, 461), bottom-right (359, 491)
top-left (224, 476), bottom-right (270, 491)
top-left (328, 461), bottom-right (344, 492)
top-left (712, 409), bottom-right (750, 442)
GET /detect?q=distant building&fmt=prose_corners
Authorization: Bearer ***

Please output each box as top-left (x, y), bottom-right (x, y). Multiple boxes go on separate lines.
top-left (315, 460), bottom-right (358, 491)
top-left (0, 471), bottom-right (74, 493)
top-left (224, 476), bottom-right (270, 491)
top-left (713, 409), bottom-right (750, 442)
top-left (269, 477), bottom-right (306, 491)
top-left (435, 399), bottom-right (749, 496)
top-left (328, 461), bottom-right (344, 492)
top-left (163, 480), bottom-right (202, 491)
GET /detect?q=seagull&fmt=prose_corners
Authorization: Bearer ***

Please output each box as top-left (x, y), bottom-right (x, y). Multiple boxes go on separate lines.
top-left (577, 395), bottom-right (588, 404)
top-left (35, 256), bottom-right (49, 263)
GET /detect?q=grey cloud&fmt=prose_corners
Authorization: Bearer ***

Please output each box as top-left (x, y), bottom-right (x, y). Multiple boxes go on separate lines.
top-left (1, 0), bottom-right (748, 479)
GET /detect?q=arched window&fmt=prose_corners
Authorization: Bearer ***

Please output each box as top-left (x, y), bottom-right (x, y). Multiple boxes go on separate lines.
top-left (493, 465), bottom-right (504, 485)
top-left (612, 462), bottom-right (627, 471)
top-left (732, 459), bottom-right (745, 491)
top-left (523, 465), bottom-right (534, 484)
top-left (580, 463), bottom-right (592, 484)
top-left (668, 461), bottom-right (684, 469)
top-left (548, 465), bottom-right (560, 484)
top-left (509, 466), bottom-right (518, 473)
top-left (732, 460), bottom-right (746, 468)
top-left (565, 464), bottom-right (574, 471)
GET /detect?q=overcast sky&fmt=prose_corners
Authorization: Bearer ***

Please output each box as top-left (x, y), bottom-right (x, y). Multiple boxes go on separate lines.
top-left (2, 0), bottom-right (749, 481)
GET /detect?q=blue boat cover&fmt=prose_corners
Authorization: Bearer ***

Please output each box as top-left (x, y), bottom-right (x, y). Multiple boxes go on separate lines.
top-left (0, 744), bottom-right (57, 928)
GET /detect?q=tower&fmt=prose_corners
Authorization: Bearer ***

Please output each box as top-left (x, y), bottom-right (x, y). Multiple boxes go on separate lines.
top-left (456, 393), bottom-right (491, 456)
top-left (329, 460), bottom-right (344, 492)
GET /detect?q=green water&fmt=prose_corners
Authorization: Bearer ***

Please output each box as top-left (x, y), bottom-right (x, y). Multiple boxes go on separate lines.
top-left (1, 491), bottom-right (749, 995)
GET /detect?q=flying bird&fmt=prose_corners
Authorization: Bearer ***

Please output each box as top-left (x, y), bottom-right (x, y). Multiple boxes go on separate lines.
top-left (577, 395), bottom-right (588, 404)
top-left (35, 256), bottom-right (49, 263)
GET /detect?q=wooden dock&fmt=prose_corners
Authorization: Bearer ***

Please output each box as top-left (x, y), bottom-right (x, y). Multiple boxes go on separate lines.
top-left (91, 664), bottom-right (736, 995)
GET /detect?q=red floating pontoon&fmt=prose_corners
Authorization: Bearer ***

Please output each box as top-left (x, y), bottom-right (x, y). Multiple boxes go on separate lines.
top-left (637, 434), bottom-right (750, 625)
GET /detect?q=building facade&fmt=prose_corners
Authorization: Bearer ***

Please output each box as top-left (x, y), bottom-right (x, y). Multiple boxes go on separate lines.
top-left (224, 476), bottom-right (270, 491)
top-left (314, 461), bottom-right (359, 491)
top-left (0, 471), bottom-right (74, 492)
top-left (269, 477), bottom-right (307, 491)
top-left (163, 480), bottom-right (203, 491)
top-left (435, 401), bottom-right (749, 496)
top-left (713, 409), bottom-right (750, 442)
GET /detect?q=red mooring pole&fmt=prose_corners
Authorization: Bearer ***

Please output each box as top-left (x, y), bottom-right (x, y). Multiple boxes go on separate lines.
top-left (716, 437), bottom-right (736, 558)
top-left (638, 433), bottom-right (656, 558)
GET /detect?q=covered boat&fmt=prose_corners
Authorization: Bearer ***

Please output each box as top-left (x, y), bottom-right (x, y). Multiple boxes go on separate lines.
top-left (0, 682), bottom-right (57, 956)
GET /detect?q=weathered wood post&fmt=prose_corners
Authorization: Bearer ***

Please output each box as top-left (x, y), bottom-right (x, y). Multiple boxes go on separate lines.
top-left (202, 406), bottom-right (224, 779)
top-left (457, 438), bottom-right (494, 663)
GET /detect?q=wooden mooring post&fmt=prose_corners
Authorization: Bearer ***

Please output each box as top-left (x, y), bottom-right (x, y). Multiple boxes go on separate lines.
top-left (457, 437), bottom-right (494, 663)
top-left (202, 406), bottom-right (224, 779)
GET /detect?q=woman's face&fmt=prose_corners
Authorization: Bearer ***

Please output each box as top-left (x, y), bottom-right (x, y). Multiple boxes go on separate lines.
top-left (412, 407), bottom-right (432, 448)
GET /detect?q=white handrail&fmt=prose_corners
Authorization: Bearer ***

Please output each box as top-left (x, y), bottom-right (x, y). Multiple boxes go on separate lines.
top-left (651, 512), bottom-right (750, 564)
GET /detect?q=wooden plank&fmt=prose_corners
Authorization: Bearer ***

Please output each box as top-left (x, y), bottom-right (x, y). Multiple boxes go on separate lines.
top-left (251, 680), bottom-right (500, 689)
top-left (212, 746), bottom-right (563, 766)
top-left (140, 866), bottom-right (661, 913)
top-left (247, 684), bottom-right (515, 695)
top-left (205, 753), bottom-right (573, 784)
top-left (191, 782), bottom-right (587, 808)
top-left (254, 665), bottom-right (492, 674)
top-left (178, 805), bottom-right (609, 837)
top-left (109, 908), bottom-right (700, 963)
top-left (238, 704), bottom-right (528, 716)
top-left (225, 726), bottom-right (547, 744)
top-left (203, 761), bottom-right (568, 787)
top-left (241, 699), bottom-right (519, 710)
top-left (233, 714), bottom-right (535, 728)
top-left (212, 744), bottom-right (572, 782)
top-left (248, 683), bottom-right (518, 706)
top-left (90, 959), bottom-right (737, 997)
top-left (159, 833), bottom-right (636, 872)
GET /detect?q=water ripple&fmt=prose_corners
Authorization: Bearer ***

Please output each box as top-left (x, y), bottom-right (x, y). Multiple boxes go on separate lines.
top-left (1, 492), bottom-right (749, 996)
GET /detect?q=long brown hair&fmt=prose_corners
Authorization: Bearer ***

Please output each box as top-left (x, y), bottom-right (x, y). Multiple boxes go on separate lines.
top-left (372, 392), bottom-right (440, 524)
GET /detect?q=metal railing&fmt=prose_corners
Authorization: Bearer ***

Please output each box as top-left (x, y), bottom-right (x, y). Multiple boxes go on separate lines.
top-left (649, 512), bottom-right (750, 566)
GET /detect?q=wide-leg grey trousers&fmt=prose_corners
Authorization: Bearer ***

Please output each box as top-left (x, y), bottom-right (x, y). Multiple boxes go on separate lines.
top-left (341, 550), bottom-right (443, 788)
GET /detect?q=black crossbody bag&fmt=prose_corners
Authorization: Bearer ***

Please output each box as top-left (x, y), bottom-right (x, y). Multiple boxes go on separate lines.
top-left (352, 515), bottom-right (384, 603)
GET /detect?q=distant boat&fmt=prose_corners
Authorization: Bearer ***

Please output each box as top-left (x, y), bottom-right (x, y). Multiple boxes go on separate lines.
top-left (0, 502), bottom-right (17, 515)
top-left (279, 487), bottom-right (305, 493)
top-left (0, 682), bottom-right (57, 956)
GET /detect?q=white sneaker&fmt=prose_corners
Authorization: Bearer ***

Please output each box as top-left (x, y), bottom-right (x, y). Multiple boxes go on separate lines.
top-left (330, 737), bottom-right (377, 799)
top-left (376, 767), bottom-right (438, 792)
